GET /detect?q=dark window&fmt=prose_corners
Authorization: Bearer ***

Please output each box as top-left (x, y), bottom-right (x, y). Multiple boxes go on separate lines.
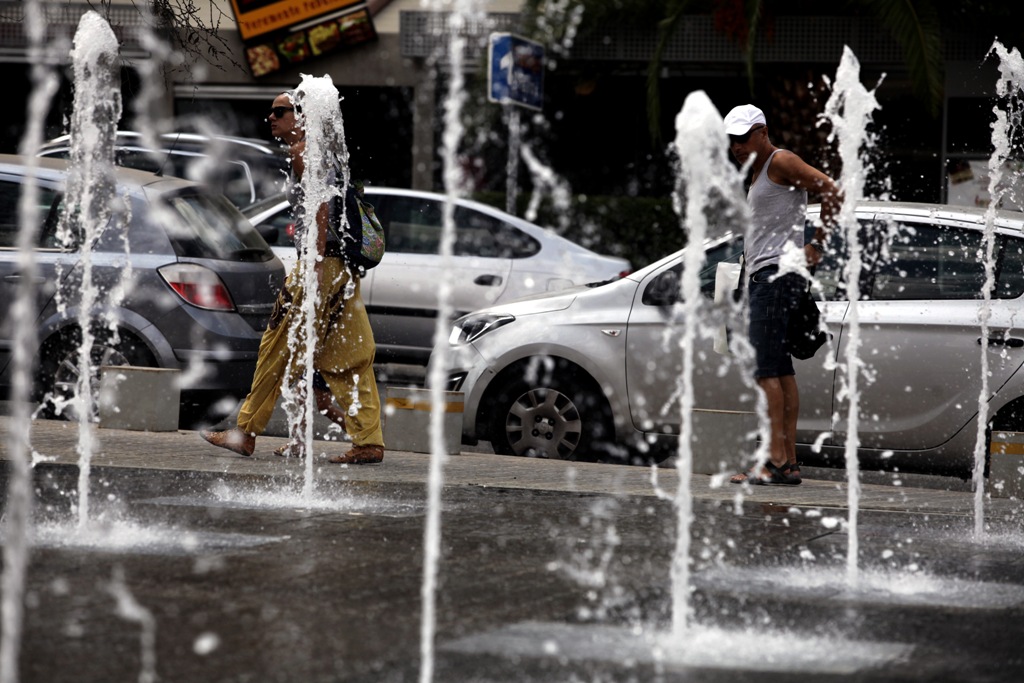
top-left (0, 180), bottom-right (59, 249)
top-left (453, 207), bottom-right (540, 258)
top-left (871, 224), bottom-right (985, 300)
top-left (265, 208), bottom-right (298, 248)
top-left (818, 220), bottom-right (1022, 301)
top-left (116, 149), bottom-right (167, 174)
top-left (160, 191), bottom-right (272, 261)
top-left (996, 234), bottom-right (1024, 298)
top-left (372, 195), bottom-right (540, 258)
top-left (698, 237), bottom-right (744, 298)
top-left (378, 196), bottom-right (442, 255)
top-left (813, 219), bottom-right (874, 301)
top-left (118, 150), bottom-right (273, 209)
top-left (642, 237), bottom-right (743, 306)
top-left (643, 264), bottom-right (680, 306)
top-left (243, 197), bottom-right (296, 248)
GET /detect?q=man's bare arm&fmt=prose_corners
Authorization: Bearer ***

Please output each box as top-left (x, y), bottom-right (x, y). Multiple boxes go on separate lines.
top-left (769, 150), bottom-right (843, 265)
top-left (771, 151), bottom-right (841, 230)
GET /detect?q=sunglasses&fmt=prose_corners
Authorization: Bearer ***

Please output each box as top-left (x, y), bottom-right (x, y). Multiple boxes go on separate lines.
top-left (268, 106), bottom-right (295, 119)
top-left (728, 124), bottom-right (764, 144)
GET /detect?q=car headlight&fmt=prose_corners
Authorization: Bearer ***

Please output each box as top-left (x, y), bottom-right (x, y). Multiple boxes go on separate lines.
top-left (449, 313), bottom-right (515, 345)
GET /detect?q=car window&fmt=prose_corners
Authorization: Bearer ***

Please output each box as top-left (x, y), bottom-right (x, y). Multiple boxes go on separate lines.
top-left (205, 161), bottom-right (255, 208)
top-left (264, 208), bottom-right (298, 248)
top-left (370, 195), bottom-right (540, 258)
top-left (377, 196), bottom-right (441, 254)
top-left (118, 150), bottom-right (259, 208)
top-left (0, 179), bottom-right (59, 249)
top-left (872, 223), bottom-right (986, 300)
top-left (42, 137), bottom-right (291, 210)
top-left (37, 147), bottom-right (70, 160)
top-left (248, 156), bottom-right (289, 205)
top-left (642, 237), bottom-right (743, 306)
top-left (814, 219), bottom-right (867, 301)
top-left (158, 191), bottom-right (272, 261)
top-left (698, 237), bottom-right (744, 297)
top-left (996, 234), bottom-right (1024, 298)
top-left (116, 148), bottom-right (174, 175)
top-left (243, 198), bottom-right (297, 248)
top-left (818, 220), bottom-right (1024, 301)
top-left (452, 207), bottom-right (540, 258)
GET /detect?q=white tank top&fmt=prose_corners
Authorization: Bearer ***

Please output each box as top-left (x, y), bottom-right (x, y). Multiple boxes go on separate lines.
top-left (744, 149), bottom-right (807, 274)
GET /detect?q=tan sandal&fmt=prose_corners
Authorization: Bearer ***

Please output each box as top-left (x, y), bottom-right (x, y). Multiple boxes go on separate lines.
top-left (328, 445), bottom-right (384, 464)
top-left (273, 442), bottom-right (305, 458)
top-left (200, 429), bottom-right (254, 457)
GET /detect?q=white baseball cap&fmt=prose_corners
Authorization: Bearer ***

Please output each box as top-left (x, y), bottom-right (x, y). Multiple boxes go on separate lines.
top-left (723, 104), bottom-right (767, 136)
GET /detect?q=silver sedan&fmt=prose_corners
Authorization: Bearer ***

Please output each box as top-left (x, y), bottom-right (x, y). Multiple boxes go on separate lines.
top-left (446, 202), bottom-right (1024, 476)
top-left (245, 187), bottom-right (631, 365)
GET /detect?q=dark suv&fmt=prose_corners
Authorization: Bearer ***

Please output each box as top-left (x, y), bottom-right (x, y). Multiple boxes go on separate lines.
top-left (37, 132), bottom-right (290, 210)
top-left (0, 155), bottom-right (285, 425)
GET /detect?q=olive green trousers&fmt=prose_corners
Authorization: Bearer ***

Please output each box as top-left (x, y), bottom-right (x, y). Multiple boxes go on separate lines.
top-left (236, 257), bottom-right (384, 447)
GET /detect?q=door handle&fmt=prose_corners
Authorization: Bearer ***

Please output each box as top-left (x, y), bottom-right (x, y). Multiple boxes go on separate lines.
top-left (474, 274), bottom-right (502, 286)
top-left (979, 337), bottom-right (1024, 348)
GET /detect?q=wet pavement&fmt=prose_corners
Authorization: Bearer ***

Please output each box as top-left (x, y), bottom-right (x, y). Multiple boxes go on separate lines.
top-left (2, 415), bottom-right (1024, 682)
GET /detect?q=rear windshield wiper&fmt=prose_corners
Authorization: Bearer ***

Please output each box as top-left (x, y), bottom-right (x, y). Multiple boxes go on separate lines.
top-left (229, 247), bottom-right (269, 260)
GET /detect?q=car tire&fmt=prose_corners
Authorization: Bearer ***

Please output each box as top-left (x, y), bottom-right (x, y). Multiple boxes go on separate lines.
top-left (485, 360), bottom-right (615, 461)
top-left (35, 327), bottom-right (157, 422)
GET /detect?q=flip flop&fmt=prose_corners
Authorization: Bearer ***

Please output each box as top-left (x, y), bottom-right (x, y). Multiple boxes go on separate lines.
top-left (729, 461), bottom-right (800, 485)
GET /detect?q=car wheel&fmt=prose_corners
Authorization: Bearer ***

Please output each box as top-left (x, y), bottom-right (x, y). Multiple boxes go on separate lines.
top-left (36, 328), bottom-right (156, 422)
top-left (486, 361), bottom-right (614, 461)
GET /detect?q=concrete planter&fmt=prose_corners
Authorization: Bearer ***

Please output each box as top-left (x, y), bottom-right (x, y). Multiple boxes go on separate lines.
top-left (990, 431), bottom-right (1024, 499)
top-left (383, 387), bottom-right (463, 455)
top-left (98, 366), bottom-right (180, 432)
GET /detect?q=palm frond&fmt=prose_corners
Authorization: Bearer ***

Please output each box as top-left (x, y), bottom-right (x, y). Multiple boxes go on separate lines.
top-left (861, 0), bottom-right (944, 116)
top-left (646, 0), bottom-right (692, 145)
top-left (743, 0), bottom-right (764, 96)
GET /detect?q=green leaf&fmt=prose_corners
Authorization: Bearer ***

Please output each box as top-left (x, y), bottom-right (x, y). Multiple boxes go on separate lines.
top-left (744, 0), bottom-right (764, 96)
top-left (860, 0), bottom-right (944, 116)
top-left (646, 0), bottom-right (691, 145)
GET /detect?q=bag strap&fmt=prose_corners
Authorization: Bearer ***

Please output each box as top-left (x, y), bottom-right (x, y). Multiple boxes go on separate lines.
top-left (733, 255), bottom-right (745, 303)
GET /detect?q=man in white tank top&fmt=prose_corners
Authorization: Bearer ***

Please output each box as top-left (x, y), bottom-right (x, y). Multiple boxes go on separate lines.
top-left (723, 104), bottom-right (841, 485)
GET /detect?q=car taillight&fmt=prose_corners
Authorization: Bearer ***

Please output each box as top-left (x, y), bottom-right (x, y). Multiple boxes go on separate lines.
top-left (158, 263), bottom-right (236, 311)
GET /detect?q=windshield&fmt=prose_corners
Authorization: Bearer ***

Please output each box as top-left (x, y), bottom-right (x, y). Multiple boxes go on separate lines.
top-left (159, 191), bottom-right (273, 261)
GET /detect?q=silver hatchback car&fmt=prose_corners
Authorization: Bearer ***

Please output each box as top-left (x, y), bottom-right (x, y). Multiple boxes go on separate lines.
top-left (0, 155), bottom-right (285, 426)
top-left (447, 202), bottom-right (1024, 476)
top-left (38, 131), bottom-right (290, 210)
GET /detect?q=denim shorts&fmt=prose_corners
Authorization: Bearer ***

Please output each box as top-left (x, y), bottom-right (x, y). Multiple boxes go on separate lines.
top-left (748, 265), bottom-right (804, 379)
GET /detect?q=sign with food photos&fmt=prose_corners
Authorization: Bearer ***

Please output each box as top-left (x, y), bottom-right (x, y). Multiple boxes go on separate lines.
top-left (230, 0), bottom-right (377, 78)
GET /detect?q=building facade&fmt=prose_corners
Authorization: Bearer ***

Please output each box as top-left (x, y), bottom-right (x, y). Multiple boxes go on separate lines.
top-left (0, 1), bottom-right (1014, 205)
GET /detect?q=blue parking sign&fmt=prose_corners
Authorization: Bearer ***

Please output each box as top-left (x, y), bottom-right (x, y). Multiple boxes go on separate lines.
top-left (488, 33), bottom-right (544, 111)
